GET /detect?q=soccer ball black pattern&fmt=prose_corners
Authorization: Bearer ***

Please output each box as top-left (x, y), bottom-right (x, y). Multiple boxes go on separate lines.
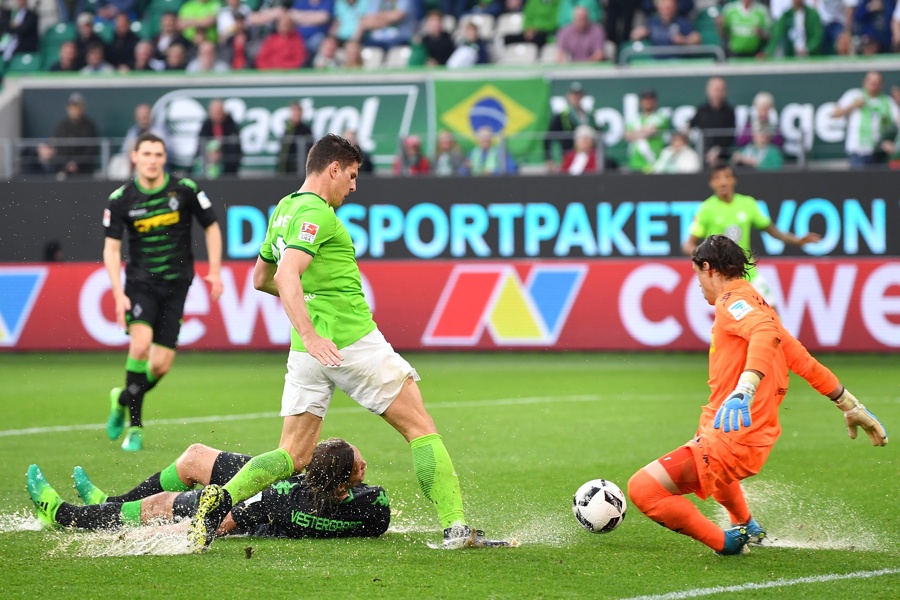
top-left (572, 479), bottom-right (627, 534)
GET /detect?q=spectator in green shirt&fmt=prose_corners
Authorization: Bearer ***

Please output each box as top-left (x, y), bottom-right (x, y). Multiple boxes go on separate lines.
top-left (766, 0), bottom-right (824, 57)
top-left (624, 89), bottom-right (670, 173)
top-left (731, 125), bottom-right (784, 171)
top-left (503, 0), bottom-right (560, 48)
top-left (718, 0), bottom-right (771, 57)
top-left (178, 0), bottom-right (223, 44)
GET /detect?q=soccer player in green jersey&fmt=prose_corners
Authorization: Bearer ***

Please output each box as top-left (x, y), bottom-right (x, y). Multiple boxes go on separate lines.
top-left (188, 134), bottom-right (514, 553)
top-left (682, 163), bottom-right (821, 304)
top-left (103, 132), bottom-right (223, 452)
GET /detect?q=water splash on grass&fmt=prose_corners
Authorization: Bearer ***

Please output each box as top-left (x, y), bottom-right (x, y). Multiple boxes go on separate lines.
top-left (714, 479), bottom-right (883, 551)
top-left (0, 509), bottom-right (44, 533)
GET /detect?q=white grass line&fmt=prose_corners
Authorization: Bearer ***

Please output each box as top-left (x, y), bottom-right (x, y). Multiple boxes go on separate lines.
top-left (0, 394), bottom-right (606, 438)
top-left (621, 568), bottom-right (900, 600)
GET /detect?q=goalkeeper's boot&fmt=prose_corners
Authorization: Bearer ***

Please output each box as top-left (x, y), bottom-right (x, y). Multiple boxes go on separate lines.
top-left (187, 484), bottom-right (232, 554)
top-left (741, 517), bottom-right (767, 545)
top-left (442, 524), bottom-right (518, 549)
top-left (106, 387), bottom-right (126, 440)
top-left (72, 466), bottom-right (108, 505)
top-left (26, 464), bottom-right (62, 528)
top-left (121, 426), bottom-right (143, 452)
top-left (717, 526), bottom-right (750, 556)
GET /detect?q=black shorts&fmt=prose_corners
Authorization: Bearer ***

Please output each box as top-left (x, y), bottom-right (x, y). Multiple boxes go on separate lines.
top-left (124, 280), bottom-right (190, 350)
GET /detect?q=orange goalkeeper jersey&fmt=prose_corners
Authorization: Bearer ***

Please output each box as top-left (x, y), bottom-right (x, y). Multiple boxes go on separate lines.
top-left (696, 278), bottom-right (839, 448)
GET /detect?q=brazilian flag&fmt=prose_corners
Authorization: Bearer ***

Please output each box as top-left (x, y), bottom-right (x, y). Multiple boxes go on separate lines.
top-left (435, 78), bottom-right (550, 163)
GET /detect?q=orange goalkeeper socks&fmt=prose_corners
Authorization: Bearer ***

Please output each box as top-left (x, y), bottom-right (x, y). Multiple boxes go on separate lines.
top-left (712, 480), bottom-right (751, 526)
top-left (627, 469), bottom-right (726, 552)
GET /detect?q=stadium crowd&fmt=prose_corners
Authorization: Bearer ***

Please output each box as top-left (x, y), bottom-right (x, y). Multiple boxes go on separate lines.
top-left (2, 0), bottom-right (900, 75)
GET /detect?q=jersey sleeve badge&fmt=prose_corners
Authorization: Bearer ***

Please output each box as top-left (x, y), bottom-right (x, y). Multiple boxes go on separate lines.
top-left (727, 299), bottom-right (754, 321)
top-left (299, 222), bottom-right (320, 243)
top-left (103, 208), bottom-right (111, 227)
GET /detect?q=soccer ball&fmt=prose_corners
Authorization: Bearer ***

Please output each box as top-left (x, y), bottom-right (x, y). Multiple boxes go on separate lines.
top-left (572, 479), bottom-right (627, 534)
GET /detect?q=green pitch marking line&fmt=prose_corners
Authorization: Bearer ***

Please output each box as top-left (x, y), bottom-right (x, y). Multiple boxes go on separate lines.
top-left (0, 395), bottom-right (606, 438)
top-left (622, 568), bottom-right (900, 600)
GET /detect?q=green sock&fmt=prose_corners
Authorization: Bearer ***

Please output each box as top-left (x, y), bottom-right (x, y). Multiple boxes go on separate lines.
top-left (410, 433), bottom-right (465, 529)
top-left (145, 364), bottom-right (159, 391)
top-left (120, 500), bottom-right (143, 526)
top-left (126, 356), bottom-right (148, 375)
top-left (159, 463), bottom-right (191, 492)
top-left (223, 448), bottom-right (293, 505)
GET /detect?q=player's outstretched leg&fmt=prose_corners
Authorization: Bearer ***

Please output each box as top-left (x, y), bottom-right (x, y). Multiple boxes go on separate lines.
top-left (187, 484), bottom-right (232, 553)
top-left (628, 467), bottom-right (748, 556)
top-left (106, 387), bottom-right (127, 440)
top-left (26, 465), bottom-right (62, 527)
top-left (72, 466), bottom-right (108, 505)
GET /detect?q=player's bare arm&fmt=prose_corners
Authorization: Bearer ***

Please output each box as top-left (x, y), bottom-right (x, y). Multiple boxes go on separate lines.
top-left (763, 224), bottom-right (822, 246)
top-left (682, 234), bottom-right (701, 256)
top-left (203, 222), bottom-right (224, 302)
top-left (273, 247), bottom-right (343, 366)
top-left (253, 257), bottom-right (279, 296)
top-left (102, 236), bottom-right (130, 329)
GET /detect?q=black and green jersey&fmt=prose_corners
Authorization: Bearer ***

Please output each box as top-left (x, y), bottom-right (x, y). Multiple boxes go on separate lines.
top-left (230, 475), bottom-right (391, 539)
top-left (103, 174), bottom-right (218, 285)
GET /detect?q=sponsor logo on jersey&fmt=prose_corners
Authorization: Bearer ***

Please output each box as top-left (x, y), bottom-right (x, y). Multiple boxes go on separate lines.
top-left (727, 299), bottom-right (753, 321)
top-left (0, 267), bottom-right (47, 347)
top-left (103, 209), bottom-right (111, 228)
top-left (134, 211), bottom-right (181, 232)
top-left (299, 222), bottom-right (319, 243)
top-left (128, 209), bottom-right (148, 217)
top-left (423, 264), bottom-right (587, 346)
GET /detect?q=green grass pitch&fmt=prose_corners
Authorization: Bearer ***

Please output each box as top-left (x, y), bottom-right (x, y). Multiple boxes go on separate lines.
top-left (0, 352), bottom-right (898, 599)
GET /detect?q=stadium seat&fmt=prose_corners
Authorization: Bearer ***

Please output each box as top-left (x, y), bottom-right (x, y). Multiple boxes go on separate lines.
top-left (94, 21), bottom-right (114, 43)
top-left (7, 53), bottom-right (42, 74)
top-left (360, 46), bottom-right (384, 68)
top-left (604, 39), bottom-right (617, 62)
top-left (457, 13), bottom-right (495, 40)
top-left (496, 42), bottom-right (537, 65)
top-left (384, 45), bottom-right (412, 67)
top-left (540, 42), bottom-right (557, 64)
top-left (40, 21), bottom-right (75, 69)
top-left (494, 12), bottom-right (523, 39)
top-left (695, 7), bottom-right (723, 46)
top-left (148, 0), bottom-right (185, 13)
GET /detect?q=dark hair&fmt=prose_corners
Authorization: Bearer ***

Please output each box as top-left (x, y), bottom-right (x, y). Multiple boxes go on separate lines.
top-left (709, 162), bottom-right (734, 178)
top-left (306, 438), bottom-right (355, 515)
top-left (305, 133), bottom-right (362, 175)
top-left (691, 234), bottom-right (755, 279)
top-left (134, 132), bottom-right (166, 152)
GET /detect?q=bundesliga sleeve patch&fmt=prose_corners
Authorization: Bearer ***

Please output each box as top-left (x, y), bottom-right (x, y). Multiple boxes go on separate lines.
top-left (197, 191), bottom-right (212, 209)
top-left (103, 208), bottom-right (111, 227)
top-left (298, 222), bottom-right (319, 243)
top-left (727, 299), bottom-right (754, 321)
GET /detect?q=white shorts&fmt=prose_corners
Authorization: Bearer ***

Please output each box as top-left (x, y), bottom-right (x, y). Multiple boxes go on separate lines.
top-left (280, 328), bottom-right (420, 418)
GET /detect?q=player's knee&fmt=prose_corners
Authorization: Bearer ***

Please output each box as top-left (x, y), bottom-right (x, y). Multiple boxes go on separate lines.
top-left (176, 443), bottom-right (208, 477)
top-left (628, 469), bottom-right (663, 514)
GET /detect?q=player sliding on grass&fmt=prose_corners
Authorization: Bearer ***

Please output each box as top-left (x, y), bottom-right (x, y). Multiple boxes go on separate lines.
top-left (188, 134), bottom-right (513, 552)
top-left (628, 234), bottom-right (888, 556)
top-left (26, 438), bottom-right (390, 539)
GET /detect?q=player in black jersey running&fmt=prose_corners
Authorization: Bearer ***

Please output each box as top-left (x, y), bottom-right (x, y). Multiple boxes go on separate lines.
top-left (102, 132), bottom-right (223, 452)
top-left (26, 438), bottom-right (390, 540)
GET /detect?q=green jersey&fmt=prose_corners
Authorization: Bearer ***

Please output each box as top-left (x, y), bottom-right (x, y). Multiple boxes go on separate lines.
top-left (721, 1), bottom-right (770, 56)
top-left (688, 193), bottom-right (771, 279)
top-left (625, 111), bottom-right (670, 172)
top-left (259, 192), bottom-right (375, 352)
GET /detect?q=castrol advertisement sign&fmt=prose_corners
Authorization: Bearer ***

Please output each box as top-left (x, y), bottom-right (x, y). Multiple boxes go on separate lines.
top-left (1, 260), bottom-right (897, 352)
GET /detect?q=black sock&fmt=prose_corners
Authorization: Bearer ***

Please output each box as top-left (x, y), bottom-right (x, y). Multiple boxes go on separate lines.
top-left (122, 369), bottom-right (150, 428)
top-left (56, 502), bottom-right (124, 530)
top-left (106, 472), bottom-right (162, 503)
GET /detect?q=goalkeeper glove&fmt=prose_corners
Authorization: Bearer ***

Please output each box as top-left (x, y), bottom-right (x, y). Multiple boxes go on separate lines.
top-left (833, 388), bottom-right (888, 447)
top-left (714, 371), bottom-right (761, 433)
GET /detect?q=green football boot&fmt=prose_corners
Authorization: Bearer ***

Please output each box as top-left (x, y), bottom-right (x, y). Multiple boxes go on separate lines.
top-left (121, 426), bottom-right (143, 452)
top-left (72, 466), bottom-right (108, 505)
top-left (106, 387), bottom-right (126, 440)
top-left (26, 464), bottom-right (62, 528)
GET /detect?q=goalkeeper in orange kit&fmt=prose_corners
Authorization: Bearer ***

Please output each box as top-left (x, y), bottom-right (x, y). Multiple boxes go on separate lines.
top-left (627, 235), bottom-right (888, 556)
